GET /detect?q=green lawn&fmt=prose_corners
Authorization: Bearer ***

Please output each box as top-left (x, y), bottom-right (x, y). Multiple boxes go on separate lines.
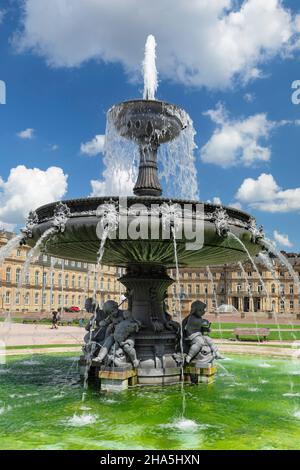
top-left (211, 330), bottom-right (300, 341)
top-left (211, 322), bottom-right (299, 330)
top-left (6, 343), bottom-right (80, 350)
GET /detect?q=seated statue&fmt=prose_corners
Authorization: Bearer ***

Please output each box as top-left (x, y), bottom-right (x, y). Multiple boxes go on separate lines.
top-left (107, 316), bottom-right (141, 368)
top-left (84, 300), bottom-right (125, 359)
top-left (182, 300), bottom-right (224, 364)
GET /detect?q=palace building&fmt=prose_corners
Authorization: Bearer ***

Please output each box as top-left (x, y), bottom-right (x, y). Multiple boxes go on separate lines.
top-left (0, 231), bottom-right (299, 317)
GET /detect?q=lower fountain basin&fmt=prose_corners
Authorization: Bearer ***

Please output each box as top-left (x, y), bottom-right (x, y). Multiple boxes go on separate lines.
top-left (28, 196), bottom-right (261, 267)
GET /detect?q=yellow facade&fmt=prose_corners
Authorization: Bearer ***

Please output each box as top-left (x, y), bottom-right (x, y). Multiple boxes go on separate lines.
top-left (0, 231), bottom-right (299, 317)
top-left (0, 231), bottom-right (126, 314)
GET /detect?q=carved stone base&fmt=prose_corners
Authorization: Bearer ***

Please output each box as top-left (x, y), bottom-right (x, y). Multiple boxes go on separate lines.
top-left (99, 366), bottom-right (138, 391)
top-left (184, 363), bottom-right (217, 385)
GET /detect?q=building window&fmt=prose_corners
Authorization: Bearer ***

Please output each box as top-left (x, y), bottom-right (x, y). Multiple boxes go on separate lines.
top-left (16, 249), bottom-right (21, 257)
top-left (196, 284), bottom-right (200, 294)
top-left (58, 274), bottom-right (62, 288)
top-left (34, 292), bottom-right (39, 305)
top-left (204, 284), bottom-right (208, 294)
top-left (15, 292), bottom-right (20, 305)
top-left (72, 295), bottom-right (75, 305)
top-left (16, 268), bottom-right (21, 285)
top-left (51, 272), bottom-right (55, 286)
top-left (42, 293), bottom-right (47, 306)
top-left (258, 284), bottom-right (263, 293)
top-left (237, 284), bottom-right (242, 293)
top-left (25, 292), bottom-right (29, 305)
top-left (78, 276), bottom-right (81, 288)
top-left (271, 284), bottom-right (276, 294)
top-left (247, 272), bottom-right (252, 277)
top-left (290, 285), bottom-right (294, 295)
top-left (43, 272), bottom-right (47, 286)
top-left (25, 272), bottom-right (30, 285)
top-left (188, 284), bottom-right (192, 295)
top-left (280, 284), bottom-right (285, 295)
top-left (6, 268), bottom-right (11, 283)
top-left (72, 275), bottom-right (76, 288)
top-left (65, 274), bottom-right (69, 288)
top-left (290, 300), bottom-right (294, 310)
top-left (51, 293), bottom-right (54, 305)
top-left (35, 271), bottom-right (39, 286)
top-left (5, 291), bottom-right (10, 304)
top-left (280, 299), bottom-right (285, 310)
top-left (58, 294), bottom-right (62, 306)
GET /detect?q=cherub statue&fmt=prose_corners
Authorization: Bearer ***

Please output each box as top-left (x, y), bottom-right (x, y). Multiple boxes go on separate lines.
top-left (107, 315), bottom-right (141, 368)
top-left (87, 300), bottom-right (126, 362)
top-left (182, 300), bottom-right (224, 364)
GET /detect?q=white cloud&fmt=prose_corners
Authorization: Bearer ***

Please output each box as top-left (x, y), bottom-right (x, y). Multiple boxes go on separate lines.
top-left (17, 128), bottom-right (34, 139)
top-left (273, 230), bottom-right (293, 248)
top-left (235, 173), bottom-right (300, 213)
top-left (0, 165), bottom-right (68, 226)
top-left (14, 0), bottom-right (300, 89)
top-left (91, 167), bottom-right (134, 197)
top-left (200, 103), bottom-right (274, 167)
top-left (244, 92), bottom-right (255, 103)
top-left (81, 135), bottom-right (105, 156)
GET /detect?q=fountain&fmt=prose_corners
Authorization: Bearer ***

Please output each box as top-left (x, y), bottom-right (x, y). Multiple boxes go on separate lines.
top-left (15, 36), bottom-right (263, 389)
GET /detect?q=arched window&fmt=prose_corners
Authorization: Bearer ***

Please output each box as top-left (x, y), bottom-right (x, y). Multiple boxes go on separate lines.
top-left (72, 275), bottom-right (75, 288)
top-left (271, 284), bottom-right (276, 294)
top-left (65, 274), bottom-right (69, 288)
top-left (43, 272), bottom-right (47, 286)
top-left (58, 273), bottom-right (62, 287)
top-left (34, 292), bottom-right (39, 305)
top-left (25, 272), bottom-right (30, 285)
top-left (24, 292), bottom-right (30, 305)
top-left (290, 284), bottom-right (294, 294)
top-left (78, 276), bottom-right (81, 288)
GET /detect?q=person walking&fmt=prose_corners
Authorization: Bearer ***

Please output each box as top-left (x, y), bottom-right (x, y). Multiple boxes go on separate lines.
top-left (51, 310), bottom-right (59, 329)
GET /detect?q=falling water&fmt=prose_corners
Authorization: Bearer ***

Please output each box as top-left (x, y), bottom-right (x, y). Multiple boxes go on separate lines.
top-left (238, 261), bottom-right (262, 342)
top-left (159, 111), bottom-right (199, 200)
top-left (261, 238), bottom-right (300, 291)
top-left (21, 227), bottom-right (57, 286)
top-left (0, 233), bottom-right (24, 266)
top-left (170, 226), bottom-right (186, 418)
top-left (228, 232), bottom-right (268, 297)
top-left (143, 34), bottom-right (158, 100)
top-left (206, 266), bottom-right (224, 341)
top-left (258, 252), bottom-right (288, 343)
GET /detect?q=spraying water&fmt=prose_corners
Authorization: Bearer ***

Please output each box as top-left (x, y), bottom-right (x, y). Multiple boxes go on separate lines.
top-left (0, 234), bottom-right (24, 266)
top-left (261, 238), bottom-right (300, 291)
top-left (228, 232), bottom-right (268, 297)
top-left (143, 34), bottom-right (158, 100)
top-left (21, 227), bottom-right (57, 285)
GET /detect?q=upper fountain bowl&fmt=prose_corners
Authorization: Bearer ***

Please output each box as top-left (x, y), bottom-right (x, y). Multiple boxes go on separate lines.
top-left (108, 100), bottom-right (187, 145)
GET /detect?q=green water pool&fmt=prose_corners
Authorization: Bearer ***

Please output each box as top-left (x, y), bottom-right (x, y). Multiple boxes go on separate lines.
top-left (0, 354), bottom-right (300, 450)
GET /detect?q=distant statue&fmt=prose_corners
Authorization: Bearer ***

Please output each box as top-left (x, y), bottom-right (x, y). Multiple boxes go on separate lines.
top-left (182, 300), bottom-right (224, 364)
top-left (163, 293), bottom-right (180, 334)
top-left (85, 297), bottom-right (96, 313)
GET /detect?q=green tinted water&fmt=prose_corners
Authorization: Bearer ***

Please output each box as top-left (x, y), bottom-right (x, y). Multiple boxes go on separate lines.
top-left (0, 354), bottom-right (300, 450)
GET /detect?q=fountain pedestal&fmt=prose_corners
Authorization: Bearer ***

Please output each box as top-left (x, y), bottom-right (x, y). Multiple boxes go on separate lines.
top-left (119, 264), bottom-right (182, 385)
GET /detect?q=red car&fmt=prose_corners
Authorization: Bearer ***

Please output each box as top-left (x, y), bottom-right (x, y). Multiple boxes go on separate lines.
top-left (70, 306), bottom-right (81, 312)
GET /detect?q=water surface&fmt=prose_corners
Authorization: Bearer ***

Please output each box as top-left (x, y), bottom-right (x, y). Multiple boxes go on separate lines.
top-left (0, 354), bottom-right (299, 450)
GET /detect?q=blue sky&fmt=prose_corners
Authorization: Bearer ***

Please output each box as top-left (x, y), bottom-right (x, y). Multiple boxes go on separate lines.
top-left (0, 0), bottom-right (300, 251)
